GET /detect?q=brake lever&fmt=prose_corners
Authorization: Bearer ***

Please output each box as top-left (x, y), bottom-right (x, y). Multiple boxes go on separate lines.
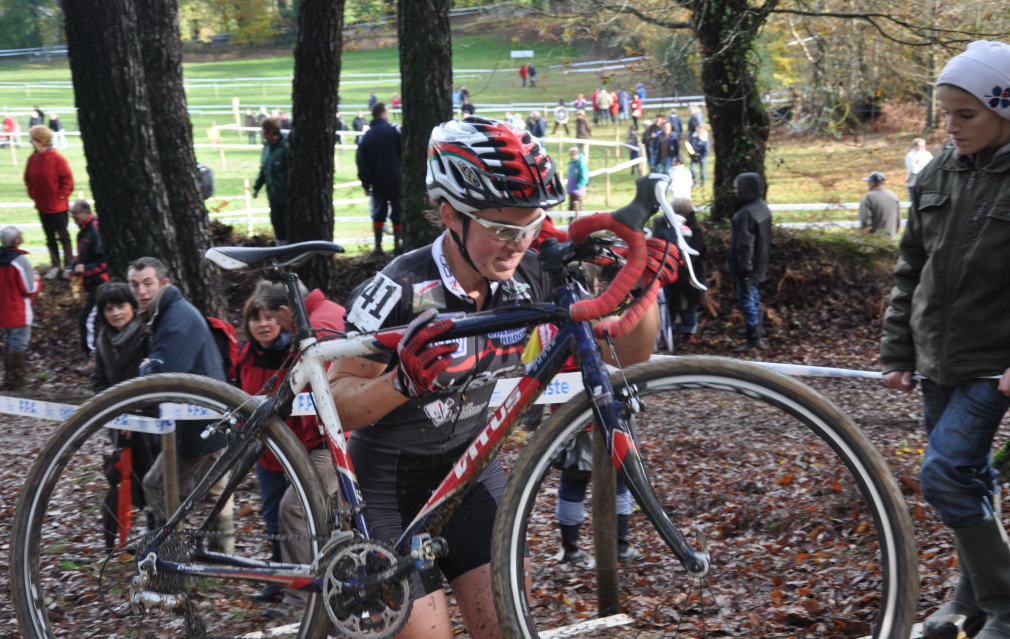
top-left (653, 177), bottom-right (707, 292)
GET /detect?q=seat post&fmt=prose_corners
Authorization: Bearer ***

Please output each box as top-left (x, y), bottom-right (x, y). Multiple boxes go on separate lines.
top-left (280, 272), bottom-right (316, 343)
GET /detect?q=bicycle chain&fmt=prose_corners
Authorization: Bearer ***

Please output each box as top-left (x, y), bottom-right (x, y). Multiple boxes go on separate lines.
top-left (149, 529), bottom-right (330, 639)
top-left (174, 528), bottom-right (327, 543)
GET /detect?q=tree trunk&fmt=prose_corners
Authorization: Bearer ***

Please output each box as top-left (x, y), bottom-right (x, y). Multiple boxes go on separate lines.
top-left (62, 0), bottom-right (180, 283)
top-left (398, 0), bottom-right (453, 250)
top-left (288, 0), bottom-right (344, 292)
top-left (137, 0), bottom-right (222, 316)
top-left (694, 0), bottom-right (774, 223)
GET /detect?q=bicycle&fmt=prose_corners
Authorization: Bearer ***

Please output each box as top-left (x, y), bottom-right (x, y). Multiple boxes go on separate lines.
top-left (10, 174), bottom-right (919, 639)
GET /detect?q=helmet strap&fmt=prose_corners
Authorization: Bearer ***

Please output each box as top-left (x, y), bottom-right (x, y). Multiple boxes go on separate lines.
top-left (448, 217), bottom-right (495, 286)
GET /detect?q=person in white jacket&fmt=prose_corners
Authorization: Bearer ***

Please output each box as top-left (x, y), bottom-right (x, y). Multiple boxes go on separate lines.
top-left (904, 137), bottom-right (933, 208)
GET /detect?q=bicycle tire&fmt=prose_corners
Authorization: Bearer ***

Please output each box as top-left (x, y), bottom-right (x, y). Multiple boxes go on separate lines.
top-left (10, 373), bottom-right (333, 639)
top-left (492, 356), bottom-right (918, 639)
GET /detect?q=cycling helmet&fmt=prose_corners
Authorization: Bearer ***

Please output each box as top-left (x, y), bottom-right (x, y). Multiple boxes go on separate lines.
top-left (426, 116), bottom-right (565, 213)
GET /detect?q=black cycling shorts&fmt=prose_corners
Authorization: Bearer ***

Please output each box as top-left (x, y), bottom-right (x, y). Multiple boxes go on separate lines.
top-left (348, 437), bottom-right (507, 598)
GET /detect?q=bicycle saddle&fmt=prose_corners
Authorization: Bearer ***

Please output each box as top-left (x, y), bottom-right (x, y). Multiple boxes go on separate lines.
top-left (205, 241), bottom-right (345, 270)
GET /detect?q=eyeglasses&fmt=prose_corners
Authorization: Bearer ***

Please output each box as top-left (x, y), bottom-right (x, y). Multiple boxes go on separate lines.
top-left (457, 209), bottom-right (546, 243)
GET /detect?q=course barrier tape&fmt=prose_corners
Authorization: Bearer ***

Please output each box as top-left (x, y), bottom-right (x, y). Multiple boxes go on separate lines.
top-left (4, 360), bottom-right (953, 433)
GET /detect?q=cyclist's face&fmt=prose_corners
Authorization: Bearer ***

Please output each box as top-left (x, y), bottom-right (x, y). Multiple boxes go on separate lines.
top-left (454, 206), bottom-right (544, 281)
top-left (938, 84), bottom-right (1010, 156)
top-left (248, 309), bottom-right (282, 348)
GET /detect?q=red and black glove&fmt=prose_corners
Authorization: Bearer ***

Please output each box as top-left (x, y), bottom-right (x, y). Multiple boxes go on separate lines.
top-left (642, 237), bottom-right (679, 286)
top-left (392, 309), bottom-right (458, 398)
top-left (611, 237), bottom-right (680, 287)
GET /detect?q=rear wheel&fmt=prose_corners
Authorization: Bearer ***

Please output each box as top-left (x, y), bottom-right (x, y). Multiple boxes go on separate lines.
top-left (493, 356), bottom-right (918, 638)
top-left (10, 373), bottom-right (332, 639)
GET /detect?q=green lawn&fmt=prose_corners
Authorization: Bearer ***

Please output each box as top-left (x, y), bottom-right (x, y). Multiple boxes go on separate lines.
top-left (0, 20), bottom-right (913, 264)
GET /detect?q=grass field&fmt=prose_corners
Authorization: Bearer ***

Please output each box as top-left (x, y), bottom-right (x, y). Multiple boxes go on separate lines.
top-left (0, 19), bottom-right (923, 263)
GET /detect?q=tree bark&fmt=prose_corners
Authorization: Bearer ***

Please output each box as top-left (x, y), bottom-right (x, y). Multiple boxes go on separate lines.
top-left (62, 0), bottom-right (180, 283)
top-left (693, 0), bottom-right (774, 222)
top-left (288, 0), bottom-right (345, 292)
top-left (137, 0), bottom-right (222, 316)
top-left (398, 0), bottom-right (453, 249)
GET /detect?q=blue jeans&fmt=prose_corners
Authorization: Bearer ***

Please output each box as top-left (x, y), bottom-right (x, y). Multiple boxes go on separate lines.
top-left (691, 158), bottom-right (706, 186)
top-left (734, 278), bottom-right (761, 327)
top-left (920, 379), bottom-right (1010, 529)
top-left (657, 157), bottom-right (672, 175)
top-left (255, 461), bottom-right (290, 535)
top-left (2, 325), bottom-right (31, 352)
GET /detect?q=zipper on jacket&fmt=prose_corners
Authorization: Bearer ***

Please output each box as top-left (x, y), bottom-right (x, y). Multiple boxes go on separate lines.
top-left (938, 170), bottom-right (977, 383)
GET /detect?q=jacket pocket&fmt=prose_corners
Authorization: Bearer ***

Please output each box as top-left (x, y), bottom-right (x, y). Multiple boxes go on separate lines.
top-left (986, 204), bottom-right (1010, 224)
top-left (916, 191), bottom-right (948, 212)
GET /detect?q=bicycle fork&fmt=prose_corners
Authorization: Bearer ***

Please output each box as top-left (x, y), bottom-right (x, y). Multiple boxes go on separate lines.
top-left (576, 333), bottom-right (711, 579)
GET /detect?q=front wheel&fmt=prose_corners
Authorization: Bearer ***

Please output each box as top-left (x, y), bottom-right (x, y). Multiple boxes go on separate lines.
top-left (10, 374), bottom-right (332, 639)
top-left (492, 356), bottom-right (918, 639)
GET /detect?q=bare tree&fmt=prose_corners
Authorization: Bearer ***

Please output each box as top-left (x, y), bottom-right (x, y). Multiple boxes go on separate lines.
top-left (287, 0), bottom-right (345, 292)
top-left (138, 0), bottom-right (223, 316)
top-left (576, 0), bottom-right (1006, 221)
top-left (398, 0), bottom-right (453, 250)
top-left (62, 0), bottom-right (180, 284)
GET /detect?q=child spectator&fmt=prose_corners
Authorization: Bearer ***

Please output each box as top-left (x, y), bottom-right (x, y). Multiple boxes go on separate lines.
top-left (1, 226), bottom-right (41, 390)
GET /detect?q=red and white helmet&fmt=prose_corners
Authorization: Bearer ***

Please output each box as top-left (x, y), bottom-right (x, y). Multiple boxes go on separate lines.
top-left (426, 116), bottom-right (565, 213)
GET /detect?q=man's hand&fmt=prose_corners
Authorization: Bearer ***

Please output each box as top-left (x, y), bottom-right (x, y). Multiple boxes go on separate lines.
top-left (252, 187), bottom-right (260, 199)
top-left (883, 370), bottom-right (916, 393)
top-left (998, 367), bottom-right (1010, 397)
top-left (392, 309), bottom-right (458, 398)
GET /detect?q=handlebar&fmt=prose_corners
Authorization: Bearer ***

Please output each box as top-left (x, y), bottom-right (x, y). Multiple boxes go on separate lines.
top-left (567, 173), bottom-right (705, 339)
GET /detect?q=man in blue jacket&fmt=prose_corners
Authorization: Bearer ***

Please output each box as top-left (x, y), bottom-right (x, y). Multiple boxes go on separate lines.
top-left (356, 102), bottom-right (403, 254)
top-left (129, 256), bottom-right (233, 549)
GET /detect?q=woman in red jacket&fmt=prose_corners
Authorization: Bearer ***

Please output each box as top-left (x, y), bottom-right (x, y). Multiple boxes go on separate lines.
top-left (23, 125), bottom-right (74, 279)
top-left (234, 289), bottom-right (322, 602)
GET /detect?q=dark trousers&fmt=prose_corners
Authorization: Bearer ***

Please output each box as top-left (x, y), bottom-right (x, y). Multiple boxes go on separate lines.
top-left (268, 199), bottom-right (288, 243)
top-left (40, 210), bottom-right (73, 267)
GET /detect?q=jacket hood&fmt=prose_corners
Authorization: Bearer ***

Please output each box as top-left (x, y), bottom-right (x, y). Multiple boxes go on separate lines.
top-left (734, 172), bottom-right (765, 205)
top-left (0, 246), bottom-right (26, 266)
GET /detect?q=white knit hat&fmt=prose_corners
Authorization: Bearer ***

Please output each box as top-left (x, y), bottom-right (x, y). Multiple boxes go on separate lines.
top-left (936, 40), bottom-right (1010, 121)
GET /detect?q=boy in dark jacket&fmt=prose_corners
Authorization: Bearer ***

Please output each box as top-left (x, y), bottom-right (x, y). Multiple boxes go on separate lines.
top-left (725, 172), bottom-right (772, 351)
top-left (66, 200), bottom-right (108, 373)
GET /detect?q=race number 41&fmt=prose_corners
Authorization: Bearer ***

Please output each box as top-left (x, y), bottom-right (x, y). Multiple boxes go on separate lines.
top-left (347, 272), bottom-right (402, 332)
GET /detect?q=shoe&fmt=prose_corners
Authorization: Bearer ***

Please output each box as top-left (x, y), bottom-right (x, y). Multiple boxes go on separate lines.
top-left (562, 547), bottom-right (588, 565)
top-left (249, 584), bottom-right (283, 602)
top-left (75, 356), bottom-right (95, 376)
top-left (618, 544), bottom-right (641, 563)
top-left (681, 333), bottom-right (696, 346)
top-left (951, 518), bottom-right (1010, 639)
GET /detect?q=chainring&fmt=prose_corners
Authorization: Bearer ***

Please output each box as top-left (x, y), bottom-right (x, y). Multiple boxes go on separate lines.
top-left (322, 538), bottom-right (414, 639)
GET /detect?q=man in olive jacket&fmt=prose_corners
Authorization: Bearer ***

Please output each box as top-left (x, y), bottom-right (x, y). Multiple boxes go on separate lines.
top-left (252, 117), bottom-right (290, 244)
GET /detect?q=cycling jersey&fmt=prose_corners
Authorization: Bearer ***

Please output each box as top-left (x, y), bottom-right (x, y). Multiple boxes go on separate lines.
top-left (344, 231), bottom-right (551, 596)
top-left (344, 232), bottom-right (552, 455)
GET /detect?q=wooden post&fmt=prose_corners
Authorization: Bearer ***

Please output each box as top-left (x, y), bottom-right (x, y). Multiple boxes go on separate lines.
top-left (162, 430), bottom-right (180, 521)
top-left (592, 426), bottom-right (620, 615)
top-left (244, 179), bottom-right (254, 237)
top-left (605, 149), bottom-right (612, 206)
